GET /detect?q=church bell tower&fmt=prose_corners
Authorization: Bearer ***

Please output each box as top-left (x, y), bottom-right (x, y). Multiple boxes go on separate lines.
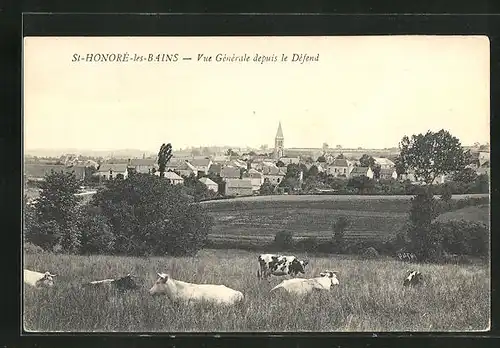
top-left (274, 121), bottom-right (284, 159)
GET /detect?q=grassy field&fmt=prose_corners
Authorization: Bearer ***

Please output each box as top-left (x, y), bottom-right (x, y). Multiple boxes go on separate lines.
top-left (201, 194), bottom-right (489, 245)
top-left (23, 249), bottom-right (490, 332)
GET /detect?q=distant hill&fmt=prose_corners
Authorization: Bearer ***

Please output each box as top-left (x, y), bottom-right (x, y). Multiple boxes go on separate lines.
top-left (434, 205), bottom-right (490, 225)
top-left (24, 148), bottom-right (155, 159)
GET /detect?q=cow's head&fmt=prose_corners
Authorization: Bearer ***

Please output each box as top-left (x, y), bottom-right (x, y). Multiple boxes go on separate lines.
top-left (320, 270), bottom-right (340, 286)
top-left (149, 272), bottom-right (169, 296)
top-left (291, 258), bottom-right (308, 274)
top-left (37, 272), bottom-right (56, 287)
top-left (114, 273), bottom-right (139, 291)
top-left (403, 270), bottom-right (423, 287)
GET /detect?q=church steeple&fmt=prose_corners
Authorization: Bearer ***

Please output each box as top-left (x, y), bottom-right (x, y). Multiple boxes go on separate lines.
top-left (274, 121), bottom-right (284, 159)
top-left (276, 121), bottom-right (284, 139)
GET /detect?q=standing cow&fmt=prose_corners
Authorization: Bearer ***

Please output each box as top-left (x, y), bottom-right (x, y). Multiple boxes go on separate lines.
top-left (24, 269), bottom-right (57, 288)
top-left (257, 254), bottom-right (309, 280)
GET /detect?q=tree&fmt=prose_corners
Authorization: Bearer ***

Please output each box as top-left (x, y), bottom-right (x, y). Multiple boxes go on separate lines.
top-left (90, 173), bottom-right (213, 256)
top-left (29, 171), bottom-right (82, 253)
top-left (317, 155), bottom-right (326, 163)
top-left (394, 157), bottom-right (406, 176)
top-left (322, 143), bottom-right (329, 151)
top-left (333, 216), bottom-right (350, 253)
top-left (157, 143), bottom-right (173, 178)
top-left (347, 176), bottom-right (375, 194)
top-left (276, 160), bottom-right (285, 167)
top-left (408, 190), bottom-right (440, 260)
top-left (259, 178), bottom-right (275, 195)
top-left (452, 167), bottom-right (478, 185)
top-left (371, 164), bottom-right (381, 179)
top-left (398, 130), bottom-right (468, 186)
top-left (359, 154), bottom-right (375, 168)
top-left (225, 148), bottom-right (239, 157)
top-left (307, 165), bottom-right (319, 178)
top-left (336, 153), bottom-right (345, 159)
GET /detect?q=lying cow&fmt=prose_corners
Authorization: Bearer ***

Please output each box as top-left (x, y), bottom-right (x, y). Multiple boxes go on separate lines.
top-left (82, 274), bottom-right (139, 291)
top-left (270, 270), bottom-right (340, 296)
top-left (149, 272), bottom-right (244, 305)
top-left (403, 270), bottom-right (423, 287)
top-left (257, 254), bottom-right (309, 280)
top-left (24, 269), bottom-right (57, 288)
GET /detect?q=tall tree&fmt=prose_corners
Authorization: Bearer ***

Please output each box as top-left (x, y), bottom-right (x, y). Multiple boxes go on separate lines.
top-left (336, 153), bottom-right (345, 159)
top-left (398, 130), bottom-right (468, 186)
top-left (359, 154), bottom-right (375, 168)
top-left (157, 143), bottom-right (173, 178)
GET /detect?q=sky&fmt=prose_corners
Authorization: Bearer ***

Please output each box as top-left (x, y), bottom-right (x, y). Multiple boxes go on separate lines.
top-left (24, 36), bottom-right (490, 152)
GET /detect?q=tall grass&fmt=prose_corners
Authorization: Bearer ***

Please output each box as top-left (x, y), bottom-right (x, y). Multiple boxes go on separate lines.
top-left (23, 249), bottom-right (490, 332)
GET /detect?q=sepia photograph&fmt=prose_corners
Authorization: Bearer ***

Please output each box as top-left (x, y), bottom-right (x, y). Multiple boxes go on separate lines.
top-left (22, 35), bottom-right (490, 332)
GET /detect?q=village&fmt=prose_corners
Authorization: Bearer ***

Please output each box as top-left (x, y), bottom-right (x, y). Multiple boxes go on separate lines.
top-left (23, 122), bottom-right (490, 201)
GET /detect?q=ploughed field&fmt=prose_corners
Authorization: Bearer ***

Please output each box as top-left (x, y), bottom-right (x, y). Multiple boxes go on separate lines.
top-left (201, 194), bottom-right (488, 246)
top-left (23, 249), bottom-right (490, 332)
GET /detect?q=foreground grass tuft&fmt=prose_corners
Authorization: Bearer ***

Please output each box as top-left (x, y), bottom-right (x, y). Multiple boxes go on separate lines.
top-left (23, 249), bottom-right (490, 332)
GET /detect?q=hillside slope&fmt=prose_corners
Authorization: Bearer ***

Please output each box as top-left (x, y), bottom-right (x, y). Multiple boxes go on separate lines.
top-left (434, 204), bottom-right (490, 225)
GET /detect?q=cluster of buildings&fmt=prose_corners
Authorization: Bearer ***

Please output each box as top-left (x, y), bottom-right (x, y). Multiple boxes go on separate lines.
top-left (24, 123), bottom-right (490, 197)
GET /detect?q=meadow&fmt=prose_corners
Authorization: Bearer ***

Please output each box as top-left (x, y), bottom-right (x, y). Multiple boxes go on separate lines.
top-left (23, 249), bottom-right (490, 332)
top-left (201, 194), bottom-right (489, 245)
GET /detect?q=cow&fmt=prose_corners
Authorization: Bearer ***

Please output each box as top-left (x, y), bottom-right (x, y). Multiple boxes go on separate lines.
top-left (82, 274), bottom-right (139, 291)
top-left (149, 272), bottom-right (244, 305)
top-left (403, 270), bottom-right (423, 287)
top-left (270, 270), bottom-right (340, 296)
top-left (257, 254), bottom-right (309, 280)
top-left (24, 269), bottom-right (56, 288)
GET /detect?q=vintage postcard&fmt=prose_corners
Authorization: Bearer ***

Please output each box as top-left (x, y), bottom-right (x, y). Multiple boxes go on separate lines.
top-left (22, 36), bottom-right (490, 332)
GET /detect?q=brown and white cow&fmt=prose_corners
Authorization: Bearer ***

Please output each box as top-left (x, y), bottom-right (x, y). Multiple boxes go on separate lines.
top-left (82, 274), bottom-right (139, 291)
top-left (403, 270), bottom-right (423, 287)
top-left (257, 254), bottom-right (309, 280)
top-left (24, 269), bottom-right (57, 288)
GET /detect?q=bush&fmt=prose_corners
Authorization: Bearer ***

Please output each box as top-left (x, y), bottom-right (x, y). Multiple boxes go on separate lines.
top-left (77, 206), bottom-right (115, 254)
top-left (294, 237), bottom-right (320, 252)
top-left (431, 220), bottom-right (489, 258)
top-left (89, 173), bottom-right (213, 257)
top-left (274, 230), bottom-right (294, 250)
top-left (23, 242), bottom-right (45, 255)
top-left (440, 184), bottom-right (453, 202)
top-left (363, 247), bottom-right (379, 258)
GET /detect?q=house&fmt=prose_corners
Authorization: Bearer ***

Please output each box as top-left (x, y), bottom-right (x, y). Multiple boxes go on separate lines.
top-left (326, 159), bottom-right (354, 178)
top-left (379, 168), bottom-right (398, 180)
top-left (187, 158), bottom-right (212, 175)
top-left (279, 157), bottom-right (300, 165)
top-left (97, 163), bottom-right (128, 180)
top-left (224, 178), bottom-right (254, 196)
top-left (350, 166), bottom-right (374, 179)
top-left (155, 170), bottom-right (184, 185)
top-left (476, 161), bottom-right (490, 176)
top-left (373, 157), bottom-right (395, 169)
top-left (128, 158), bottom-right (157, 174)
top-left (230, 159), bottom-right (248, 170)
top-left (175, 161), bottom-right (197, 177)
top-left (221, 167), bottom-right (241, 181)
top-left (199, 177), bottom-right (218, 193)
top-left (263, 166), bottom-right (286, 185)
top-left (243, 168), bottom-right (264, 191)
top-left (478, 151), bottom-right (490, 167)
top-left (24, 163), bottom-right (88, 182)
top-left (208, 163), bottom-right (223, 176)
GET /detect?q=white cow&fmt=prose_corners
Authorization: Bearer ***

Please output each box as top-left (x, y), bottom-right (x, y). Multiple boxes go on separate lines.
top-left (149, 273), bottom-right (244, 305)
top-left (24, 269), bottom-right (57, 288)
top-left (270, 270), bottom-right (339, 296)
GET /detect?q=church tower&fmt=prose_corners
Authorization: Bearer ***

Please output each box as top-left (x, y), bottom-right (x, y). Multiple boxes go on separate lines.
top-left (274, 121), bottom-right (284, 159)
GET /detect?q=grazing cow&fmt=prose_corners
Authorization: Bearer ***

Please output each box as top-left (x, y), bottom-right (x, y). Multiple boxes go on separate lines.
top-left (149, 273), bottom-right (244, 305)
top-left (403, 270), bottom-right (423, 287)
top-left (397, 252), bottom-right (417, 262)
top-left (257, 254), bottom-right (309, 280)
top-left (82, 274), bottom-right (139, 291)
top-left (270, 270), bottom-right (340, 296)
top-left (24, 269), bottom-right (56, 288)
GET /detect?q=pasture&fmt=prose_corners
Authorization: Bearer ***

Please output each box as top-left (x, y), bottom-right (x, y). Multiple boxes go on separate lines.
top-left (201, 194), bottom-right (489, 245)
top-left (23, 249), bottom-right (490, 332)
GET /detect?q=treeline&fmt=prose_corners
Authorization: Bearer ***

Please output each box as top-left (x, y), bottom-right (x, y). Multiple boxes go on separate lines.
top-left (276, 163), bottom-right (489, 196)
top-left (24, 171), bottom-right (214, 256)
